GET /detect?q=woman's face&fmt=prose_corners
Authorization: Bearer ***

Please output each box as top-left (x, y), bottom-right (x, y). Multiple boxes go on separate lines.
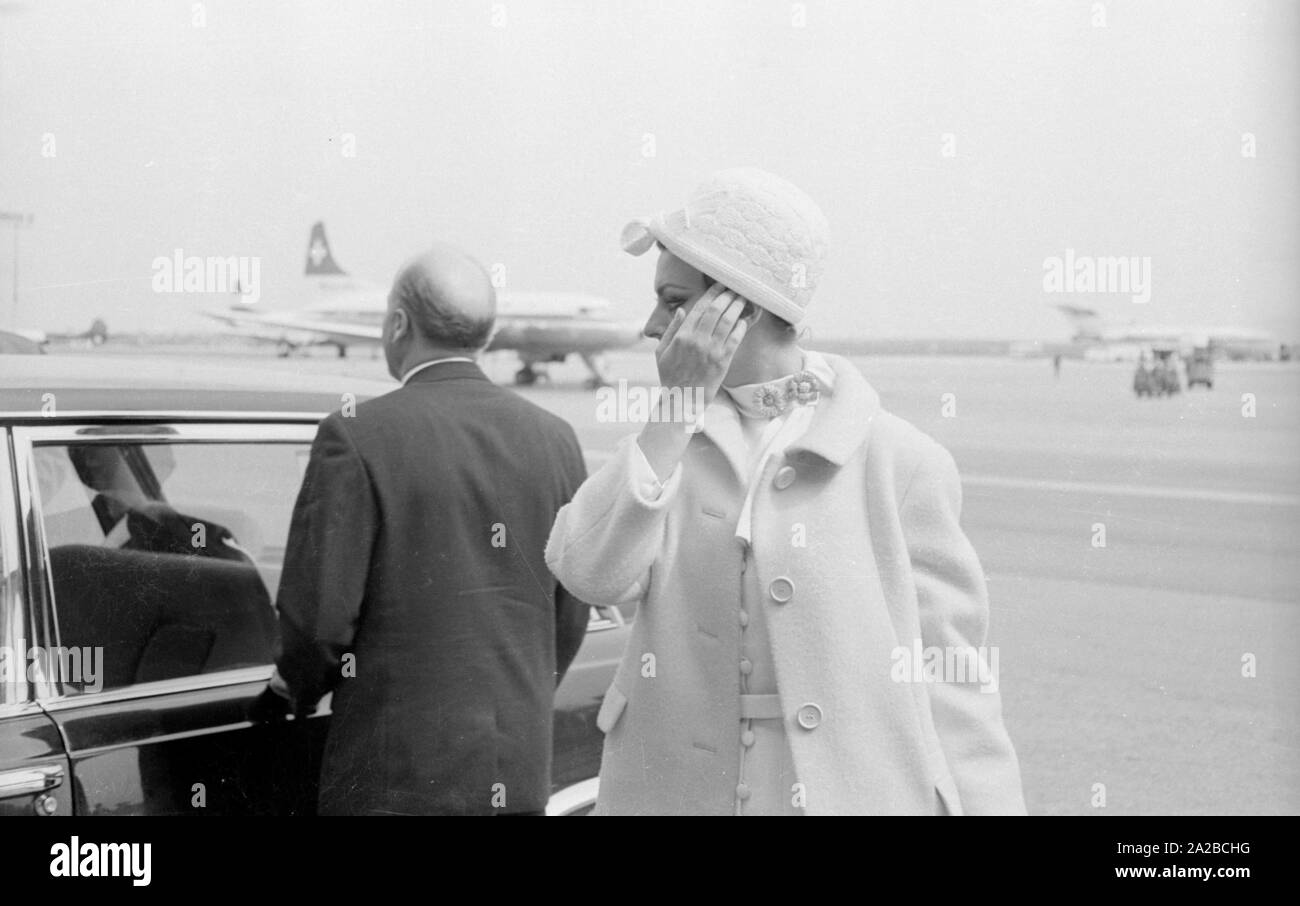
top-left (643, 250), bottom-right (711, 341)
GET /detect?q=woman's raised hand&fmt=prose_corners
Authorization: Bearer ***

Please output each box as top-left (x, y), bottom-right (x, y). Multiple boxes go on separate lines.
top-left (637, 285), bottom-right (752, 482)
top-left (654, 284), bottom-right (752, 408)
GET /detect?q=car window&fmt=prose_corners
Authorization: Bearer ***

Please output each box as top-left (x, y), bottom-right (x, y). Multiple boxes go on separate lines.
top-left (32, 441), bottom-right (310, 694)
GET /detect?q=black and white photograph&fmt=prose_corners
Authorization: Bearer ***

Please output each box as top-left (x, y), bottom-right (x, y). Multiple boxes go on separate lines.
top-left (0, 0), bottom-right (1296, 850)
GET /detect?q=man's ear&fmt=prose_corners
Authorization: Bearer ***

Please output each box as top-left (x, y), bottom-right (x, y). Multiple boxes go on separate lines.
top-left (390, 307), bottom-right (409, 341)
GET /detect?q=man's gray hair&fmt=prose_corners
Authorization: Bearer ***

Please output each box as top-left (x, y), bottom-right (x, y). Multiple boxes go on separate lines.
top-left (391, 259), bottom-right (496, 350)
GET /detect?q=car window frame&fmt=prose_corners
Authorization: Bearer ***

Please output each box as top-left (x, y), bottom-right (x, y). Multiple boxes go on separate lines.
top-left (1, 426), bottom-right (33, 710)
top-left (11, 417), bottom-right (322, 708)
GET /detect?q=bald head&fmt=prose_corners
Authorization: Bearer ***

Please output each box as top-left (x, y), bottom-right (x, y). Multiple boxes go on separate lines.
top-left (389, 244), bottom-right (496, 351)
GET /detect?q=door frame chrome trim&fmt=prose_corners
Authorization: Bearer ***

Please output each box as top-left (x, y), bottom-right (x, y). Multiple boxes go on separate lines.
top-left (37, 665), bottom-right (275, 711)
top-left (0, 411), bottom-right (329, 424)
top-left (0, 427), bottom-right (28, 706)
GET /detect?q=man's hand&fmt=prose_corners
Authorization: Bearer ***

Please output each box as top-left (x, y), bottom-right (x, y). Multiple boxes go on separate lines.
top-left (249, 670), bottom-right (293, 722)
top-left (268, 667), bottom-right (291, 700)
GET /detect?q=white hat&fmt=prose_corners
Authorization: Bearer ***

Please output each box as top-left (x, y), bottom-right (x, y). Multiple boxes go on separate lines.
top-left (620, 167), bottom-right (829, 326)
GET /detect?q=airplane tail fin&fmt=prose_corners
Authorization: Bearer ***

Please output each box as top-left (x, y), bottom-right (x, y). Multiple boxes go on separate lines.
top-left (305, 221), bottom-right (347, 277)
top-left (1055, 304), bottom-right (1104, 341)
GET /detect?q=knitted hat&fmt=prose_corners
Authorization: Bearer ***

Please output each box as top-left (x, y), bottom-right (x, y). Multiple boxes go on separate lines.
top-left (620, 167), bottom-right (829, 326)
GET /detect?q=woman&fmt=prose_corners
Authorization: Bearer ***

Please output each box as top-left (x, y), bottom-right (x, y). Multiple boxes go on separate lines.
top-left (546, 168), bottom-right (1025, 815)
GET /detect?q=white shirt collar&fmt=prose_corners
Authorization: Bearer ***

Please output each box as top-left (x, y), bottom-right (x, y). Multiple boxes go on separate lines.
top-left (400, 356), bottom-right (476, 386)
top-left (677, 349), bottom-right (832, 491)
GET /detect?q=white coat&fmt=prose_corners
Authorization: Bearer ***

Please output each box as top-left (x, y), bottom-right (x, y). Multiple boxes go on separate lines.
top-left (545, 352), bottom-right (1026, 815)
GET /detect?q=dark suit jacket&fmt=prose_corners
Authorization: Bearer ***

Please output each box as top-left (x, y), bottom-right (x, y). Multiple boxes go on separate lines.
top-left (274, 360), bottom-right (590, 815)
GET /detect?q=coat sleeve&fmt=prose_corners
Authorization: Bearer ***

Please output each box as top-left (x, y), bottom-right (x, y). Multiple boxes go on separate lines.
top-left (553, 426), bottom-right (592, 685)
top-left (900, 443), bottom-right (1027, 815)
top-left (545, 434), bottom-right (681, 607)
top-left (274, 412), bottom-right (379, 716)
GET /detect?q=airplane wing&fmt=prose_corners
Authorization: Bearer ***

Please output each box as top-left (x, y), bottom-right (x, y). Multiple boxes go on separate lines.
top-left (201, 308), bottom-right (382, 346)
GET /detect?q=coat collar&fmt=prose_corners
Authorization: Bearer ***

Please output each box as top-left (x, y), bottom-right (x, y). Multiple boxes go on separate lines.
top-left (402, 359), bottom-right (490, 385)
top-left (693, 351), bottom-right (880, 480)
top-left (785, 352), bottom-right (880, 465)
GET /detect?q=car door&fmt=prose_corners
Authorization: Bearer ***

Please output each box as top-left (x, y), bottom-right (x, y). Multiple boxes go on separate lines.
top-left (12, 419), bottom-right (329, 815)
top-left (0, 426), bottom-right (70, 817)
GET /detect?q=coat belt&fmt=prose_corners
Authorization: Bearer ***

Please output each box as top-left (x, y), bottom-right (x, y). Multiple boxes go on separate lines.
top-left (739, 693), bottom-right (783, 720)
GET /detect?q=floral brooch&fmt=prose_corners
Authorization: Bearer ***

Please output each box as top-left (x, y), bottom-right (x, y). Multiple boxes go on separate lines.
top-left (752, 383), bottom-right (788, 418)
top-left (751, 371), bottom-right (822, 418)
top-left (788, 371), bottom-right (821, 406)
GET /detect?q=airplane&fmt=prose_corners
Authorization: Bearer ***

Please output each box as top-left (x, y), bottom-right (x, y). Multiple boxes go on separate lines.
top-left (1053, 303), bottom-right (1290, 361)
top-left (4, 319), bottom-right (109, 350)
top-left (202, 223), bottom-right (645, 386)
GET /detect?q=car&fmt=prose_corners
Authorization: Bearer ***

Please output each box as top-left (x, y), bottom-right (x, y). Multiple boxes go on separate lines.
top-left (0, 355), bottom-right (625, 816)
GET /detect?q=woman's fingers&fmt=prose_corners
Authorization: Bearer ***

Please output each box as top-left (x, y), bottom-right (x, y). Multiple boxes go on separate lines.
top-left (658, 306), bottom-right (686, 350)
top-left (655, 283), bottom-right (754, 394)
top-left (689, 286), bottom-right (735, 341)
top-left (660, 283), bottom-right (723, 357)
top-left (711, 295), bottom-right (748, 345)
top-left (725, 303), bottom-right (751, 341)
top-left (723, 307), bottom-right (750, 356)
top-left (676, 283), bottom-right (725, 337)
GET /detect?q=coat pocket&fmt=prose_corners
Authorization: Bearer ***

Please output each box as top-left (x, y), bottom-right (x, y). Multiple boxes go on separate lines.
top-left (595, 684), bottom-right (628, 734)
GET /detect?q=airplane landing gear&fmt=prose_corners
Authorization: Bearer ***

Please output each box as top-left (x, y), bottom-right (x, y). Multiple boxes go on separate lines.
top-left (276, 340), bottom-right (295, 358)
top-left (515, 366), bottom-right (539, 386)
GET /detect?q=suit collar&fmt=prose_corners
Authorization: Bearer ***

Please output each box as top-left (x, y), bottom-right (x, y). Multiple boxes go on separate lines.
top-left (402, 359), bottom-right (489, 385)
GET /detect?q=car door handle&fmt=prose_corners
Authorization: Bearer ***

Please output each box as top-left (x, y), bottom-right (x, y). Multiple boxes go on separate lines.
top-left (0, 764), bottom-right (64, 799)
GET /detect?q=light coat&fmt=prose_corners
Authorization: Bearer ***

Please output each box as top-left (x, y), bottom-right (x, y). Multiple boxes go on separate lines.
top-left (546, 353), bottom-right (1026, 815)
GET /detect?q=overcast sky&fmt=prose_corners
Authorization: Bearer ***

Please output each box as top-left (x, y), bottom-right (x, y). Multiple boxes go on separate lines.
top-left (0, 0), bottom-right (1296, 340)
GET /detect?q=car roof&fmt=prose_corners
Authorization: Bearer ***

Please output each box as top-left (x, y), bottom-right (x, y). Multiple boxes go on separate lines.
top-left (0, 354), bottom-right (397, 418)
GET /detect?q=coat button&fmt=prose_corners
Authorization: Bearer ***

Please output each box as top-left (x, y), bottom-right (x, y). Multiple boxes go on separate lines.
top-left (741, 729), bottom-right (755, 747)
top-left (739, 609), bottom-right (750, 628)
top-left (739, 658), bottom-right (753, 676)
top-left (736, 783), bottom-right (751, 801)
top-left (773, 465), bottom-right (797, 490)
top-left (796, 703), bottom-right (823, 730)
top-left (768, 576), bottom-right (794, 603)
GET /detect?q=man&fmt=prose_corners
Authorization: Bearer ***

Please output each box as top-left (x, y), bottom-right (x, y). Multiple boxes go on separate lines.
top-left (270, 244), bottom-right (591, 815)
